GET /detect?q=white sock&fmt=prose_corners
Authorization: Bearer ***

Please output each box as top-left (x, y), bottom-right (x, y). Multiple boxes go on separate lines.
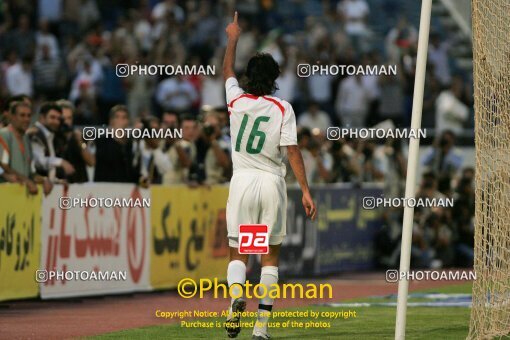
top-left (227, 260), bottom-right (246, 318)
top-left (254, 266), bottom-right (278, 335)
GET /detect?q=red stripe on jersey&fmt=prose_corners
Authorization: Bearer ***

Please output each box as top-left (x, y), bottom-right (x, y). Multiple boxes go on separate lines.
top-left (228, 94), bottom-right (285, 117)
top-left (228, 93), bottom-right (259, 108)
top-left (261, 96), bottom-right (285, 117)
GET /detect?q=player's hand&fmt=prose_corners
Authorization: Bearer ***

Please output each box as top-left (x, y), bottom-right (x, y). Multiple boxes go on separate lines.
top-left (302, 191), bottom-right (317, 221)
top-left (225, 11), bottom-right (241, 41)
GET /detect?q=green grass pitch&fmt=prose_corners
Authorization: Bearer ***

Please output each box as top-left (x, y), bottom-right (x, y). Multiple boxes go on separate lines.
top-left (90, 283), bottom-right (472, 339)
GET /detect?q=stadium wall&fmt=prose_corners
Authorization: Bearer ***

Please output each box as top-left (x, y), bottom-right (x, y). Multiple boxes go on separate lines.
top-left (0, 183), bottom-right (383, 302)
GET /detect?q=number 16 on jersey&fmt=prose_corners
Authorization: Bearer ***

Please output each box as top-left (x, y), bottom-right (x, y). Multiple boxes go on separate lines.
top-left (235, 114), bottom-right (270, 154)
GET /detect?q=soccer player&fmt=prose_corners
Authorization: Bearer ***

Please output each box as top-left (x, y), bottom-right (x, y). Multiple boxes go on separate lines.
top-left (223, 12), bottom-right (317, 340)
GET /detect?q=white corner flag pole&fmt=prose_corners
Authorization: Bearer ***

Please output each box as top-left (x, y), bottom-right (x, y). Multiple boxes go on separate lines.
top-left (395, 0), bottom-right (432, 339)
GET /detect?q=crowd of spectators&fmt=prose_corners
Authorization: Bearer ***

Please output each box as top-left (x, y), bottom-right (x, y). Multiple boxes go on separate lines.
top-left (0, 0), bottom-right (474, 269)
top-left (375, 149), bottom-right (475, 270)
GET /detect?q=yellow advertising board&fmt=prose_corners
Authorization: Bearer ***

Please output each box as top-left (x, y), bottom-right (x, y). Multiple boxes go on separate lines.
top-left (150, 185), bottom-right (230, 289)
top-left (0, 184), bottom-right (42, 301)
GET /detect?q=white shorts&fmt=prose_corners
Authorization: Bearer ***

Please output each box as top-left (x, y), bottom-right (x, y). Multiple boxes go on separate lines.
top-left (226, 169), bottom-right (287, 248)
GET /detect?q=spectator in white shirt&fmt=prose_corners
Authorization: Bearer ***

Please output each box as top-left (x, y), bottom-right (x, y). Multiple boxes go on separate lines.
top-left (435, 77), bottom-right (469, 136)
top-left (160, 113), bottom-right (195, 185)
top-left (69, 59), bottom-right (99, 102)
top-left (35, 20), bottom-right (60, 60)
top-left (5, 56), bottom-right (33, 97)
top-left (1, 50), bottom-right (19, 96)
top-left (136, 117), bottom-right (167, 186)
top-left (201, 64), bottom-right (225, 108)
top-left (152, 0), bottom-right (185, 23)
top-left (385, 17), bottom-right (418, 63)
top-left (335, 74), bottom-right (370, 127)
top-left (297, 102), bottom-right (332, 132)
top-left (156, 76), bottom-right (199, 113)
top-left (337, 0), bottom-right (370, 51)
top-left (429, 33), bottom-right (451, 86)
top-left (274, 59), bottom-right (297, 103)
top-left (126, 53), bottom-right (156, 122)
top-left (337, 0), bottom-right (370, 35)
top-left (307, 72), bottom-right (333, 111)
top-left (78, 0), bottom-right (100, 31)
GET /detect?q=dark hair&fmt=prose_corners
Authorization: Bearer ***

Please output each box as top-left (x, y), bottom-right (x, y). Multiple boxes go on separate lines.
top-left (10, 94), bottom-right (30, 103)
top-left (180, 114), bottom-right (196, 123)
top-left (21, 55), bottom-right (33, 64)
top-left (422, 171), bottom-right (437, 189)
top-left (437, 175), bottom-right (451, 194)
top-left (109, 104), bottom-right (128, 120)
top-left (39, 102), bottom-right (61, 116)
top-left (242, 53), bottom-right (280, 96)
top-left (163, 111), bottom-right (179, 124)
top-left (441, 129), bottom-right (456, 140)
top-left (163, 111), bottom-right (178, 118)
top-left (4, 94), bottom-right (31, 112)
top-left (297, 127), bottom-right (312, 140)
top-left (422, 171), bottom-right (437, 182)
top-left (9, 101), bottom-right (31, 115)
top-left (141, 116), bottom-right (160, 138)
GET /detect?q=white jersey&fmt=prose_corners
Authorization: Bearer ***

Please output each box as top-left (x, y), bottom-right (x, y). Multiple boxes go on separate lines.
top-left (225, 77), bottom-right (297, 177)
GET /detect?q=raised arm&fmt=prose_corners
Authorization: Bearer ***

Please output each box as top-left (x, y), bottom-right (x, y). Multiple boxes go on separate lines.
top-left (223, 11), bottom-right (241, 81)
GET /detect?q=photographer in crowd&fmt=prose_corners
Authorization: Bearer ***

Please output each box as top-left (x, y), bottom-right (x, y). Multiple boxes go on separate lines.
top-left (160, 112), bottom-right (195, 185)
top-left (135, 116), bottom-right (167, 187)
top-left (55, 99), bottom-right (95, 183)
top-left (0, 0), bottom-right (476, 272)
top-left (329, 138), bottom-right (360, 183)
top-left (190, 111), bottom-right (230, 185)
